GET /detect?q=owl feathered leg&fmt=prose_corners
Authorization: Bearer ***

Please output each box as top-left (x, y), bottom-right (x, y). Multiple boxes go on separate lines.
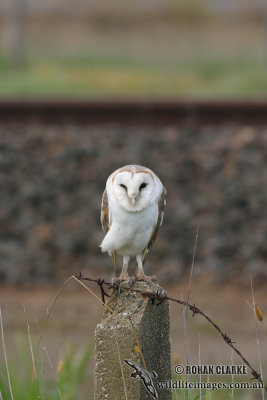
top-left (112, 255), bottom-right (130, 282)
top-left (135, 254), bottom-right (148, 281)
top-left (135, 254), bottom-right (157, 282)
top-left (120, 256), bottom-right (130, 280)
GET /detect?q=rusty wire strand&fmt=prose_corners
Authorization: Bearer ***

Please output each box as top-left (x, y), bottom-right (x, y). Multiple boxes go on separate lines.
top-left (75, 272), bottom-right (267, 392)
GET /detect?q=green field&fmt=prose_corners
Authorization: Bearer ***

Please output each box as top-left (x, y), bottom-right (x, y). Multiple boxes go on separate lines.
top-left (1, 54), bottom-right (267, 98)
top-left (0, 18), bottom-right (267, 98)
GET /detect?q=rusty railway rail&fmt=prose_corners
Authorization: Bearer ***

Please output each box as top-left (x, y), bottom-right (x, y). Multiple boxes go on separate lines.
top-left (0, 98), bottom-right (267, 124)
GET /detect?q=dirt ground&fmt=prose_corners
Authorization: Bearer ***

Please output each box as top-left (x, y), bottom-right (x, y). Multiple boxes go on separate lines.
top-left (1, 276), bottom-right (266, 383)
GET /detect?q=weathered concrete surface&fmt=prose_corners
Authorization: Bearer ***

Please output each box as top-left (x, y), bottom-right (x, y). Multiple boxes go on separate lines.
top-left (94, 281), bottom-right (171, 399)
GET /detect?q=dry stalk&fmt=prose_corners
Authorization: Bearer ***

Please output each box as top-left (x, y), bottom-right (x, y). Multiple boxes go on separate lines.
top-left (0, 307), bottom-right (14, 400)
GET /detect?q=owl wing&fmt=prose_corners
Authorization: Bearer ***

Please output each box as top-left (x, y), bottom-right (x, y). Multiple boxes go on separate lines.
top-left (100, 189), bottom-right (118, 273)
top-left (142, 186), bottom-right (167, 263)
top-left (101, 189), bottom-right (110, 235)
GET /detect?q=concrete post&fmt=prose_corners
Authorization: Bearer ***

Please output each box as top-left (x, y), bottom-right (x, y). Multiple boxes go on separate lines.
top-left (94, 281), bottom-right (172, 399)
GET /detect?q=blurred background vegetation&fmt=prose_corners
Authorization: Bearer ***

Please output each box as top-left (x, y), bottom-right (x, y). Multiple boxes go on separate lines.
top-left (0, 0), bottom-right (267, 97)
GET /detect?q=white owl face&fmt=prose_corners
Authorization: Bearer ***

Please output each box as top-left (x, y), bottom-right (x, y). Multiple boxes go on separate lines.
top-left (112, 170), bottom-right (155, 212)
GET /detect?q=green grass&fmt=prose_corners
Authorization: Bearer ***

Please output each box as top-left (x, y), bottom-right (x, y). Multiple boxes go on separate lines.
top-left (169, 372), bottom-right (261, 400)
top-left (172, 381), bottom-right (246, 400)
top-left (1, 53), bottom-right (267, 98)
top-left (0, 336), bottom-right (94, 400)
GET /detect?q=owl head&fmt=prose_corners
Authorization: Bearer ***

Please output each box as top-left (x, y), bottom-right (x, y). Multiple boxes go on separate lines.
top-left (107, 165), bottom-right (162, 212)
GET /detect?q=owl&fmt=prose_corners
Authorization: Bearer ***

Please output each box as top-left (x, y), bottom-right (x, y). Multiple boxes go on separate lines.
top-left (100, 165), bottom-right (166, 282)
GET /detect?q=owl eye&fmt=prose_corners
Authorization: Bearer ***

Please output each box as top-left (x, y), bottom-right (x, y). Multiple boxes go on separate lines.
top-left (139, 183), bottom-right (147, 190)
top-left (120, 184), bottom-right (127, 190)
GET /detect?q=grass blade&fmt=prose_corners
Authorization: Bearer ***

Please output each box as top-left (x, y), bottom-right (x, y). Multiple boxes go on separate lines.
top-left (0, 307), bottom-right (14, 400)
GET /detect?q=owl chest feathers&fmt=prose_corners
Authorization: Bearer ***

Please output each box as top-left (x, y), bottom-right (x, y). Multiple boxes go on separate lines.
top-left (101, 199), bottom-right (158, 257)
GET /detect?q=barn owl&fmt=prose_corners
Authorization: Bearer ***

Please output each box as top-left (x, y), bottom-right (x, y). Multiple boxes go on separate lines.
top-left (100, 165), bottom-right (166, 282)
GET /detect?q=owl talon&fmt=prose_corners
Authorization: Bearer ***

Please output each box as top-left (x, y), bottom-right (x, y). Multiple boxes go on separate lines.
top-left (111, 273), bottom-right (130, 285)
top-left (120, 273), bottom-right (130, 281)
top-left (135, 274), bottom-right (157, 283)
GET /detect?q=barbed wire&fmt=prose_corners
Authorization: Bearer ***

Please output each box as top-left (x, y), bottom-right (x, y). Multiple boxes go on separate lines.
top-left (75, 272), bottom-right (266, 392)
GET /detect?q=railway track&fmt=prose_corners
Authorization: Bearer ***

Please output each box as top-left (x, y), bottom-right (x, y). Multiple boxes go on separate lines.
top-left (0, 98), bottom-right (267, 125)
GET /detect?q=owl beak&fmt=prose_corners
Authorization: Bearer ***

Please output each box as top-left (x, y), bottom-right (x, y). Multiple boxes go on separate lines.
top-left (129, 195), bottom-right (137, 206)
